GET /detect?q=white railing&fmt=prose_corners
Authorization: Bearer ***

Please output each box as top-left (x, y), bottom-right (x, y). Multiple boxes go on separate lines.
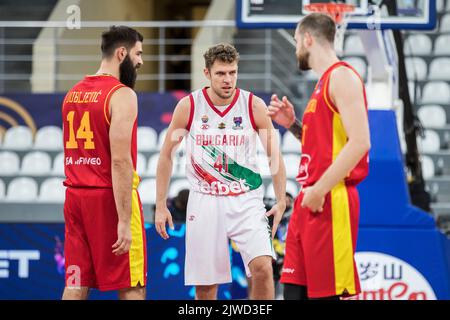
top-left (0, 20), bottom-right (299, 97)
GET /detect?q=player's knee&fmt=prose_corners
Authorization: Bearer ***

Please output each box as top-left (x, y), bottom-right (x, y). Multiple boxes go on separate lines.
top-left (250, 259), bottom-right (273, 280)
top-left (62, 287), bottom-right (89, 300)
top-left (195, 285), bottom-right (217, 299)
top-left (118, 286), bottom-right (146, 300)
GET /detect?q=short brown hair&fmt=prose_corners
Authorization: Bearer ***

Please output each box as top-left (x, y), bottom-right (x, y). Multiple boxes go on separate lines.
top-left (203, 43), bottom-right (240, 69)
top-left (297, 13), bottom-right (336, 44)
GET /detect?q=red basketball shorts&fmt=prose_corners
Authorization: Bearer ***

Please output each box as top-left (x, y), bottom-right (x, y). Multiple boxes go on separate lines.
top-left (64, 187), bottom-right (147, 291)
top-left (280, 182), bottom-right (361, 298)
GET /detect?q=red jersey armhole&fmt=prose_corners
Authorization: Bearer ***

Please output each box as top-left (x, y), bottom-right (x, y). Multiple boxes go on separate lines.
top-left (186, 94), bottom-right (194, 131)
top-left (324, 74), bottom-right (340, 114)
top-left (248, 92), bottom-right (257, 131)
top-left (104, 84), bottom-right (126, 125)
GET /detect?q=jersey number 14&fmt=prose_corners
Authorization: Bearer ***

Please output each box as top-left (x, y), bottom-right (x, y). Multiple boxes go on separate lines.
top-left (65, 111), bottom-right (95, 149)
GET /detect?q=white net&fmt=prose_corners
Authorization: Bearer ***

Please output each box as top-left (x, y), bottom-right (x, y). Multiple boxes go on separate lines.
top-left (303, 3), bottom-right (355, 56)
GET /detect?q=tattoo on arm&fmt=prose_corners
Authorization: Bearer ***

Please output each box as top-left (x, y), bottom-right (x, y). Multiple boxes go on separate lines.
top-left (288, 118), bottom-right (302, 142)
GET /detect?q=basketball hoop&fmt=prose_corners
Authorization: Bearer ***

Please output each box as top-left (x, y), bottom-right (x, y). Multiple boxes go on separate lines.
top-left (303, 3), bottom-right (355, 56)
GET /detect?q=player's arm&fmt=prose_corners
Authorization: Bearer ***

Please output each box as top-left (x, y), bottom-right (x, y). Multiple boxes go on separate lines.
top-left (253, 95), bottom-right (287, 239)
top-left (109, 87), bottom-right (137, 255)
top-left (155, 96), bottom-right (190, 240)
top-left (302, 67), bottom-right (371, 212)
top-left (267, 94), bottom-right (302, 142)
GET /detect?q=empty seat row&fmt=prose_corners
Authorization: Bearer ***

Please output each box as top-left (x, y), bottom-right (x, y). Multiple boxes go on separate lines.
top-left (0, 151), bottom-right (63, 176)
top-left (0, 126), bottom-right (302, 154)
top-left (0, 148), bottom-right (303, 178)
top-left (406, 57), bottom-right (450, 81)
top-left (0, 177), bottom-right (65, 203)
top-left (410, 81), bottom-right (450, 104)
top-left (404, 34), bottom-right (450, 56)
top-left (0, 126), bottom-right (62, 151)
top-left (344, 33), bottom-right (450, 57)
top-left (0, 126), bottom-right (160, 151)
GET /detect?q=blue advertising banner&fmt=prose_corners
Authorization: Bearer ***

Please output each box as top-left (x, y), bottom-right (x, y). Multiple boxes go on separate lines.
top-left (0, 223), bottom-right (249, 300)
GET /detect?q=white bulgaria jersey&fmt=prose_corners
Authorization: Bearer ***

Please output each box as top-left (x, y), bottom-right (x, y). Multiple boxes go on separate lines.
top-left (185, 87), bottom-right (263, 196)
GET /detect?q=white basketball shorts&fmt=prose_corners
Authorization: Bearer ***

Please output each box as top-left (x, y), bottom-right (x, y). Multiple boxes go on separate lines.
top-left (184, 186), bottom-right (276, 286)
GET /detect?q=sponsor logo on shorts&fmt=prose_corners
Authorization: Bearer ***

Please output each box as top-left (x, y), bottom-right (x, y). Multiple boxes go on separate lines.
top-left (188, 215), bottom-right (195, 221)
top-left (296, 154), bottom-right (311, 182)
top-left (199, 179), bottom-right (250, 195)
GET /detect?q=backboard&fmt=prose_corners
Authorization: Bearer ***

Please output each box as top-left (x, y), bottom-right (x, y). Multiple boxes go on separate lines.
top-left (236, 0), bottom-right (437, 30)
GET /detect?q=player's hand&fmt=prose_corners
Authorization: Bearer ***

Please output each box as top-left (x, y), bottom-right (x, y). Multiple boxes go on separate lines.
top-left (301, 186), bottom-right (325, 213)
top-left (155, 205), bottom-right (174, 240)
top-left (112, 220), bottom-right (132, 256)
top-left (266, 201), bottom-right (286, 240)
top-left (267, 94), bottom-right (296, 129)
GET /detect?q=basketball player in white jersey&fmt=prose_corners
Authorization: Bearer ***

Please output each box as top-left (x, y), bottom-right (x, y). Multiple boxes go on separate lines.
top-left (155, 43), bottom-right (287, 300)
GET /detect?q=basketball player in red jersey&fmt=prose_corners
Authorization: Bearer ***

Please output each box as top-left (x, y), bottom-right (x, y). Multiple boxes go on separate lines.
top-left (268, 13), bottom-right (371, 300)
top-left (61, 26), bottom-right (146, 300)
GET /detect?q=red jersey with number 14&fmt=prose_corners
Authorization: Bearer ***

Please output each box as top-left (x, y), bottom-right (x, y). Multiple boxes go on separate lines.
top-left (62, 74), bottom-right (139, 188)
top-left (297, 61), bottom-right (369, 187)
